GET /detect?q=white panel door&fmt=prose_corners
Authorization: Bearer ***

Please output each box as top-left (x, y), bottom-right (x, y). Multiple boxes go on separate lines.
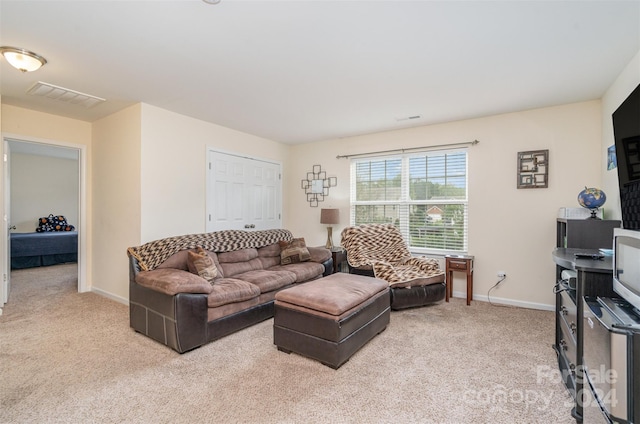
top-left (247, 160), bottom-right (280, 230)
top-left (207, 150), bottom-right (281, 232)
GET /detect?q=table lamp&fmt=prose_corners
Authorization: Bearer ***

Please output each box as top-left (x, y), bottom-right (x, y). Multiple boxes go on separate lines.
top-left (320, 208), bottom-right (340, 249)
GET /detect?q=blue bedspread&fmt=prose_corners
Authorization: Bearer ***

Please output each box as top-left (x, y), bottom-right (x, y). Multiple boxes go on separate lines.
top-left (10, 232), bottom-right (78, 269)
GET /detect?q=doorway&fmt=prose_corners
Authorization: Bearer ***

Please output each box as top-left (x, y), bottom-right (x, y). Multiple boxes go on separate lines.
top-left (2, 135), bottom-right (87, 308)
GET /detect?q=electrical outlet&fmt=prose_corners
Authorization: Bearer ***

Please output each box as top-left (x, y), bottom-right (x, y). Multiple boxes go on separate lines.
top-left (497, 271), bottom-right (506, 278)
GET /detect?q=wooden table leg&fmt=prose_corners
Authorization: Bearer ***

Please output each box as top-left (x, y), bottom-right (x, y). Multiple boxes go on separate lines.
top-left (445, 271), bottom-right (450, 302)
top-left (466, 269), bottom-right (472, 305)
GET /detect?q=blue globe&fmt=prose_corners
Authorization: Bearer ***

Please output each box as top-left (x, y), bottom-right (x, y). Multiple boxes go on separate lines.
top-left (578, 187), bottom-right (606, 210)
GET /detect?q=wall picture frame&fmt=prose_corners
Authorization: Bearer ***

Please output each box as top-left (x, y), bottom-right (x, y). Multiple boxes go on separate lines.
top-left (301, 164), bottom-right (337, 206)
top-left (517, 149), bottom-right (549, 189)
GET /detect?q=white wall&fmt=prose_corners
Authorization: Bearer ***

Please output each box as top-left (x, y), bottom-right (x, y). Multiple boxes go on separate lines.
top-left (10, 153), bottom-right (79, 232)
top-left (139, 104), bottom-right (290, 243)
top-left (601, 50), bottom-right (640, 221)
top-left (92, 104), bottom-right (142, 301)
top-left (287, 100), bottom-right (603, 310)
top-left (1, 104), bottom-right (93, 297)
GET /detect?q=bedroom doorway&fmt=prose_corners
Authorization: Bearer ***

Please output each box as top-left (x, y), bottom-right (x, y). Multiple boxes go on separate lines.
top-left (1, 135), bottom-right (87, 308)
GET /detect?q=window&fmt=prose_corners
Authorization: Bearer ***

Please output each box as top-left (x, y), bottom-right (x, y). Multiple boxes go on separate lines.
top-left (350, 149), bottom-right (468, 254)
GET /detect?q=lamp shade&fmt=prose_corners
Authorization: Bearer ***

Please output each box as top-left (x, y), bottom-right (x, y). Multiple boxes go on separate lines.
top-left (320, 208), bottom-right (340, 225)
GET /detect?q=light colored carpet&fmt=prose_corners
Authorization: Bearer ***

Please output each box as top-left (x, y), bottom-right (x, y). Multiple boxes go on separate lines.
top-left (1, 264), bottom-right (575, 423)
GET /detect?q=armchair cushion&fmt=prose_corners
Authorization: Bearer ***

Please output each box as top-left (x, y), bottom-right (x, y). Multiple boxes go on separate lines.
top-left (341, 223), bottom-right (444, 288)
top-left (342, 224), bottom-right (412, 267)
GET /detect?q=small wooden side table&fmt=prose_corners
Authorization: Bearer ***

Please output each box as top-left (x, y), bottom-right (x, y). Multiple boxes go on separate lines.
top-left (330, 247), bottom-right (347, 274)
top-left (445, 255), bottom-right (474, 305)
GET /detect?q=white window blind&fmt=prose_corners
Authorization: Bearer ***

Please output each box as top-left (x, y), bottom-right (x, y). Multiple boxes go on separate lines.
top-left (350, 149), bottom-right (468, 254)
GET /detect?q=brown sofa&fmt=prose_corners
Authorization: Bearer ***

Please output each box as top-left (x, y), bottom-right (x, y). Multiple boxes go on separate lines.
top-left (128, 229), bottom-right (332, 353)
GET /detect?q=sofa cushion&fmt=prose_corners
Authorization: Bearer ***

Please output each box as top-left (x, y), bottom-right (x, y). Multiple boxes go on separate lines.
top-left (135, 268), bottom-right (213, 296)
top-left (158, 249), bottom-right (225, 278)
top-left (217, 248), bottom-right (258, 263)
top-left (257, 255), bottom-right (281, 270)
top-left (219, 257), bottom-right (263, 278)
top-left (233, 269), bottom-right (296, 293)
top-left (257, 243), bottom-right (281, 258)
top-left (187, 247), bottom-right (219, 282)
top-left (207, 278), bottom-right (261, 307)
top-left (156, 250), bottom-right (190, 271)
top-left (259, 244), bottom-right (331, 270)
top-left (268, 262), bottom-right (324, 283)
top-left (207, 297), bottom-right (261, 322)
top-left (279, 238), bottom-right (311, 265)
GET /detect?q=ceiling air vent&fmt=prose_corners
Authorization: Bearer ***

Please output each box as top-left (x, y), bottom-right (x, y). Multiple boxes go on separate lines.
top-left (27, 81), bottom-right (105, 108)
top-left (395, 115), bottom-right (423, 122)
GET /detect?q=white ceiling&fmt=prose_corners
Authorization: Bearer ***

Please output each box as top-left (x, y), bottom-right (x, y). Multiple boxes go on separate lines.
top-left (1, 0), bottom-right (639, 145)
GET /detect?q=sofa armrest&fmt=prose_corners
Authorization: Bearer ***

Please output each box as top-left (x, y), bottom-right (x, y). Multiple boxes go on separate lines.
top-left (321, 257), bottom-right (333, 277)
top-left (129, 254), bottom-right (208, 353)
top-left (307, 246), bottom-right (331, 263)
top-left (306, 246), bottom-right (333, 276)
top-left (130, 280), bottom-right (208, 353)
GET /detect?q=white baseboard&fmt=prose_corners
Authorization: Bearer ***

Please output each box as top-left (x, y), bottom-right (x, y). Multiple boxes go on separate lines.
top-left (449, 290), bottom-right (554, 312)
top-left (91, 287), bottom-right (129, 306)
top-left (89, 288), bottom-right (552, 311)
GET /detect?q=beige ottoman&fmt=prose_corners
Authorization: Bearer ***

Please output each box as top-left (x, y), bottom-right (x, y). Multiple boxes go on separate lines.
top-left (273, 273), bottom-right (390, 369)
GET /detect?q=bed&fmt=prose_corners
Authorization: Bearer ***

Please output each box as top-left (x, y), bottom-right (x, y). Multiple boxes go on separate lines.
top-left (10, 232), bottom-right (78, 269)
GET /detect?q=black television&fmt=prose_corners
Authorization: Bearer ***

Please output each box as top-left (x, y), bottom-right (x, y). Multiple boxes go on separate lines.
top-left (612, 83), bottom-right (640, 230)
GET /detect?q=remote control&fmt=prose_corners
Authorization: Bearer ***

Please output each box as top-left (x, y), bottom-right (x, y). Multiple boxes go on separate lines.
top-left (574, 253), bottom-right (604, 260)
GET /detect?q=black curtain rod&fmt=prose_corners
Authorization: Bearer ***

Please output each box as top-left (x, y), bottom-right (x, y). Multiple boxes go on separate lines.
top-left (336, 139), bottom-right (479, 159)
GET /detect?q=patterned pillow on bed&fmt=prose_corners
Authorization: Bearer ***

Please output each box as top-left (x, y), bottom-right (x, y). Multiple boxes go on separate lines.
top-left (36, 214), bottom-right (76, 232)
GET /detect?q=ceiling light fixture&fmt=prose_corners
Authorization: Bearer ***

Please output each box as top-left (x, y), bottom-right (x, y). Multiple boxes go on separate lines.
top-left (0, 46), bottom-right (47, 72)
top-left (202, 0), bottom-right (222, 4)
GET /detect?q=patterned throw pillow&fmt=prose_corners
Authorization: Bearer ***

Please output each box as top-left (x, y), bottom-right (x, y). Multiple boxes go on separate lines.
top-left (36, 214), bottom-right (75, 232)
top-left (187, 247), bottom-right (219, 283)
top-left (279, 238), bottom-right (311, 265)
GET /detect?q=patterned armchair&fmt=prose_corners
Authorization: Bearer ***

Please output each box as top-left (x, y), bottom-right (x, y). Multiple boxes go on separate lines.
top-left (341, 223), bottom-right (446, 310)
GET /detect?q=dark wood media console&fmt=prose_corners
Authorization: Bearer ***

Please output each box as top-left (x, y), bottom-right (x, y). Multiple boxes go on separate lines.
top-left (553, 248), bottom-right (617, 419)
top-left (552, 218), bottom-right (620, 422)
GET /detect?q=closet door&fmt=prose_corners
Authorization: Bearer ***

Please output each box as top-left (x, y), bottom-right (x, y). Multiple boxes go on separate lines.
top-left (206, 150), bottom-right (281, 232)
top-left (247, 159), bottom-right (280, 230)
